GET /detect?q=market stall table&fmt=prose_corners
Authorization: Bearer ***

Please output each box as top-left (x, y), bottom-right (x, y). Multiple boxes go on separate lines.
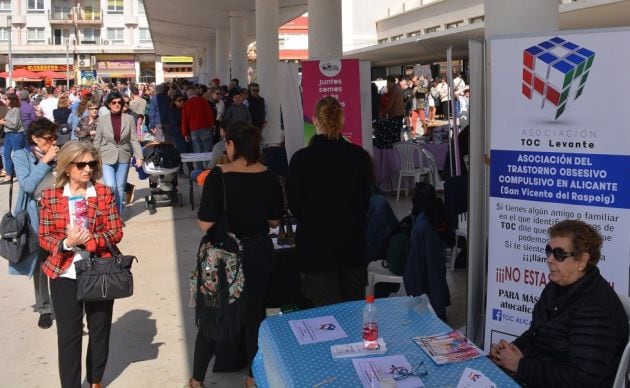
top-left (253, 296), bottom-right (518, 387)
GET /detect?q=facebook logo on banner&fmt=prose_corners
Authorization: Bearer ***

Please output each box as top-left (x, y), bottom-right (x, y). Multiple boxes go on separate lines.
top-left (492, 309), bottom-right (503, 321)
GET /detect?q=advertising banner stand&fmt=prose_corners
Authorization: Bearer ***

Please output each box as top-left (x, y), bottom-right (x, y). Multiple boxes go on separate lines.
top-left (485, 28), bottom-right (630, 350)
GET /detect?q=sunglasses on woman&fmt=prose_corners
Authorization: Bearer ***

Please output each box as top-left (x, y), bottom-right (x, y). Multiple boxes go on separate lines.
top-left (71, 161), bottom-right (98, 170)
top-left (545, 244), bottom-right (576, 262)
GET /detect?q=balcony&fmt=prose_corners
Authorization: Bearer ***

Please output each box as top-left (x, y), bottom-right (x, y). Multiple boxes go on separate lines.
top-left (76, 8), bottom-right (103, 25)
top-left (48, 7), bottom-right (103, 25)
top-left (48, 7), bottom-right (74, 25)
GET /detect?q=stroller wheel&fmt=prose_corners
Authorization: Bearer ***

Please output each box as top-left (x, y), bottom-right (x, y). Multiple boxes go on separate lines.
top-left (145, 195), bottom-right (157, 215)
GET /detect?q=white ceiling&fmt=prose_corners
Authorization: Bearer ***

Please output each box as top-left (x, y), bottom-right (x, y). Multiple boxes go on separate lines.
top-left (145, 0), bottom-right (308, 56)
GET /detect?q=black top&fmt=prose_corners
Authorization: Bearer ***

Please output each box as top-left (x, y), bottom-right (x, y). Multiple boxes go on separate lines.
top-left (513, 267), bottom-right (629, 387)
top-left (53, 107), bottom-right (72, 124)
top-left (197, 167), bottom-right (283, 239)
top-left (288, 135), bottom-right (371, 273)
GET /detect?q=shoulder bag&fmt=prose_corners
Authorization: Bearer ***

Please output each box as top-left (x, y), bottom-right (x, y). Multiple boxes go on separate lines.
top-left (75, 239), bottom-right (137, 302)
top-left (0, 173), bottom-right (38, 263)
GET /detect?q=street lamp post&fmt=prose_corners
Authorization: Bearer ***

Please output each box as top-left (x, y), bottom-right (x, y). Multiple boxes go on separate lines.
top-left (66, 37), bottom-right (70, 89)
top-left (7, 15), bottom-right (13, 88)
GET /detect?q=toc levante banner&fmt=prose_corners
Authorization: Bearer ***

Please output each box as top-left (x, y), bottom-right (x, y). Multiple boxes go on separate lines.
top-left (485, 29), bottom-right (630, 350)
top-left (301, 59), bottom-right (362, 146)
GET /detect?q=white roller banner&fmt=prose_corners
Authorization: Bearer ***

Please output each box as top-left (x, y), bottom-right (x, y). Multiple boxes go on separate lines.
top-left (485, 29), bottom-right (630, 350)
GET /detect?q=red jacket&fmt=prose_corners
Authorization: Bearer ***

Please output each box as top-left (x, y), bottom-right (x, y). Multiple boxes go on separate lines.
top-left (181, 96), bottom-right (215, 137)
top-left (39, 183), bottom-right (123, 279)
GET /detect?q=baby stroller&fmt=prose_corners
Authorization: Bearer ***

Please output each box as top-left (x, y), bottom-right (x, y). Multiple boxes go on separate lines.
top-left (141, 142), bottom-right (184, 214)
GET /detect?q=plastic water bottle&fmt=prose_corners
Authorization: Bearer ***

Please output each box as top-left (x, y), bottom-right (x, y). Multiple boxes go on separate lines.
top-left (362, 295), bottom-right (379, 349)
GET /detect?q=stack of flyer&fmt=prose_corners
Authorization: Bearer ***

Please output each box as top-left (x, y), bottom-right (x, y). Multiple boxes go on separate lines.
top-left (413, 330), bottom-right (483, 365)
top-left (330, 338), bottom-right (387, 359)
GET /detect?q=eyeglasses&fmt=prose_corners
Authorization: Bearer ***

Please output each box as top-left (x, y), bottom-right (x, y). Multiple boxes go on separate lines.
top-left (175, 99), bottom-right (183, 102)
top-left (41, 134), bottom-right (58, 141)
top-left (110, 100), bottom-right (122, 105)
top-left (71, 160), bottom-right (98, 170)
top-left (545, 244), bottom-right (576, 262)
top-left (390, 362), bottom-right (428, 381)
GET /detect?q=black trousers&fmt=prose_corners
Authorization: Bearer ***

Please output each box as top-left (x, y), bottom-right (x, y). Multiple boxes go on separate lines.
top-left (50, 278), bottom-right (114, 388)
top-left (192, 235), bottom-right (273, 381)
top-left (301, 265), bottom-right (367, 307)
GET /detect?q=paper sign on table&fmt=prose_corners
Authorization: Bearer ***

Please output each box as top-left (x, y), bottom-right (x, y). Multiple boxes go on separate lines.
top-left (288, 315), bottom-right (347, 345)
top-left (331, 338), bottom-right (387, 358)
top-left (352, 355), bottom-right (424, 388)
top-left (456, 367), bottom-right (497, 388)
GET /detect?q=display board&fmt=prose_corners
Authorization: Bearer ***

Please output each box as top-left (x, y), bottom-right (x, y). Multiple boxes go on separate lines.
top-left (485, 29), bottom-right (630, 349)
top-left (301, 59), bottom-right (363, 146)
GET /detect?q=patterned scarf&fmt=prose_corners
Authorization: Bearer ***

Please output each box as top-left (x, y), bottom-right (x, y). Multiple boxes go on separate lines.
top-left (32, 146), bottom-right (46, 161)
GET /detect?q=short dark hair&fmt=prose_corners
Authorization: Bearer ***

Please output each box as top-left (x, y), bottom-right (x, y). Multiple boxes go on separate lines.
top-left (224, 121), bottom-right (262, 165)
top-left (105, 91), bottom-right (124, 107)
top-left (249, 83), bottom-right (259, 90)
top-left (231, 78), bottom-right (239, 86)
top-left (46, 86), bottom-right (55, 95)
top-left (130, 86), bottom-right (140, 95)
top-left (26, 118), bottom-right (58, 146)
top-left (386, 75), bottom-right (396, 83)
top-left (548, 219), bottom-right (603, 270)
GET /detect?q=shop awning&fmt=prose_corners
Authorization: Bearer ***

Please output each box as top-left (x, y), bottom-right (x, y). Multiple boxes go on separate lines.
top-left (97, 71), bottom-right (136, 78)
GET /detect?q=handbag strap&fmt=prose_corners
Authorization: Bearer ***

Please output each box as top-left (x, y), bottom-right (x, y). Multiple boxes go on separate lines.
top-left (218, 167), bottom-right (230, 233)
top-left (8, 171), bottom-right (14, 211)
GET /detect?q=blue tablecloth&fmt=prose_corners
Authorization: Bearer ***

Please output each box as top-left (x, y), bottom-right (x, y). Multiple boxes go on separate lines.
top-left (253, 297), bottom-right (519, 387)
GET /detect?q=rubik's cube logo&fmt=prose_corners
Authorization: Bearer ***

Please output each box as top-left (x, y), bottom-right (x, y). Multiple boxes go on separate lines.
top-left (522, 36), bottom-right (595, 119)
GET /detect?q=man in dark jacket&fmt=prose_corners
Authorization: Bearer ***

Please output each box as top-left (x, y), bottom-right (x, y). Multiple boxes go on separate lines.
top-left (247, 83), bottom-right (266, 131)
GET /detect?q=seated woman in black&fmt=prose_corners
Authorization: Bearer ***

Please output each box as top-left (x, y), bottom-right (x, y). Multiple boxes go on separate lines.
top-left (491, 219), bottom-right (629, 387)
top-left (188, 121), bottom-right (282, 388)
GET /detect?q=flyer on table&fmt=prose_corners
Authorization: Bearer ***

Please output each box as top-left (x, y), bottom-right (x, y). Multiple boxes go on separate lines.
top-left (485, 28), bottom-right (630, 350)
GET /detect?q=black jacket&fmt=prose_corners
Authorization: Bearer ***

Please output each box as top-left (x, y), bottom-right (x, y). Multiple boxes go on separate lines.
top-left (513, 267), bottom-right (629, 387)
top-left (288, 135), bottom-right (371, 273)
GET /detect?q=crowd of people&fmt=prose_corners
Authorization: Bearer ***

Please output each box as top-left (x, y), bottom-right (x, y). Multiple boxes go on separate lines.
top-left (1, 76), bottom-right (629, 388)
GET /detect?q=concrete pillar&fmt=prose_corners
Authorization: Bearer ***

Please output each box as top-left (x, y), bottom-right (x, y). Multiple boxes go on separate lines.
top-left (134, 60), bottom-right (140, 84)
top-left (307, 0), bottom-right (342, 59)
top-left (229, 11), bottom-right (248, 86)
top-left (215, 28), bottom-right (230, 86)
top-left (155, 59), bottom-right (164, 85)
top-left (255, 0), bottom-right (281, 145)
top-left (206, 39), bottom-right (216, 81)
top-left (485, 0), bottom-right (558, 39)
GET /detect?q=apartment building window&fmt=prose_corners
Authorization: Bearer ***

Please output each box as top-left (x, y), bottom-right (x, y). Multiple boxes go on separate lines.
top-left (108, 28), bottom-right (124, 44)
top-left (407, 30), bottom-right (422, 38)
top-left (446, 20), bottom-right (464, 29)
top-left (425, 26), bottom-right (440, 34)
top-left (0, 27), bottom-right (9, 42)
top-left (53, 28), bottom-right (71, 45)
top-left (0, 0), bottom-right (11, 13)
top-left (378, 38), bottom-right (389, 44)
top-left (470, 16), bottom-right (484, 24)
top-left (139, 28), bottom-right (151, 43)
top-left (138, 0), bottom-right (145, 14)
top-left (391, 34), bottom-right (404, 41)
top-left (27, 28), bottom-right (46, 44)
top-left (27, 0), bottom-right (44, 12)
top-left (81, 28), bottom-right (101, 44)
top-left (107, 0), bottom-right (124, 14)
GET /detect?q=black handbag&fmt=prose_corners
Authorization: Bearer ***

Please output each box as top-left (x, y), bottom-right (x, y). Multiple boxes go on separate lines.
top-left (0, 173), bottom-right (38, 264)
top-left (75, 240), bottom-right (137, 302)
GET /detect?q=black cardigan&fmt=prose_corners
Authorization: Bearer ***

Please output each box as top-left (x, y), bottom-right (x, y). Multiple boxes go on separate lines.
top-left (513, 267), bottom-right (629, 387)
top-left (287, 135), bottom-right (371, 273)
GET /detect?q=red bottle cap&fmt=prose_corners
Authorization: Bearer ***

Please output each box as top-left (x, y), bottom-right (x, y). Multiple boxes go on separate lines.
top-left (366, 295), bottom-right (375, 303)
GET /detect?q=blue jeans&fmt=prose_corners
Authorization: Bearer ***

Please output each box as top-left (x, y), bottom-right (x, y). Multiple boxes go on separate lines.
top-left (102, 163), bottom-right (130, 215)
top-left (3, 132), bottom-right (26, 176)
top-left (190, 129), bottom-right (213, 169)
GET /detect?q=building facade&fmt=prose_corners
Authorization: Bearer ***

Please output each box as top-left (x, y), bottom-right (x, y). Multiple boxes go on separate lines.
top-left (0, 0), bottom-right (157, 86)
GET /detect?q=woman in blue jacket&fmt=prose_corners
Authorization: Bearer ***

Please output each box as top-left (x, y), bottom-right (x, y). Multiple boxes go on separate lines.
top-left (11, 118), bottom-right (59, 329)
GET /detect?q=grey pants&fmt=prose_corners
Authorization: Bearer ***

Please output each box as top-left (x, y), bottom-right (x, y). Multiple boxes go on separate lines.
top-left (33, 250), bottom-right (51, 315)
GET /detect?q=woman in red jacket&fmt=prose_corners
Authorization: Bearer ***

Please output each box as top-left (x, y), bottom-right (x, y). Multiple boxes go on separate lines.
top-left (39, 141), bottom-right (123, 388)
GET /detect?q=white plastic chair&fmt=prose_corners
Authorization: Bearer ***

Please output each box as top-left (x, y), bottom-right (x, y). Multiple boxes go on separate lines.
top-left (366, 260), bottom-right (404, 297)
top-left (393, 142), bottom-right (430, 201)
top-left (422, 148), bottom-right (444, 192)
top-left (613, 293), bottom-right (630, 388)
top-left (448, 212), bottom-right (468, 271)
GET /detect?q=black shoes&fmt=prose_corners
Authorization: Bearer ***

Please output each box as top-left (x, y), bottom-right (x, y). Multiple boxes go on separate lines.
top-left (38, 313), bottom-right (53, 329)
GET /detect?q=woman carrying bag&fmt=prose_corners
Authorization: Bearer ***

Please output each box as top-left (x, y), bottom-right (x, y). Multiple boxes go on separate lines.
top-left (11, 118), bottom-right (59, 329)
top-left (188, 121), bottom-right (283, 388)
top-left (38, 141), bottom-right (123, 388)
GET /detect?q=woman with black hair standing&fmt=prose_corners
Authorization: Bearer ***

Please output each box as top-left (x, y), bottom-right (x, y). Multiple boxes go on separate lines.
top-left (188, 121), bottom-right (282, 388)
top-left (10, 118), bottom-right (59, 329)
